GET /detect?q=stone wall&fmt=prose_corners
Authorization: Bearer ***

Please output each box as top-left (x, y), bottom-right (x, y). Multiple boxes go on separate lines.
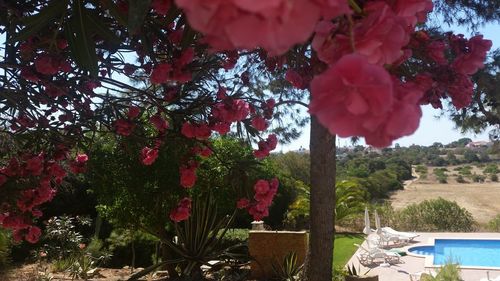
top-left (248, 231), bottom-right (308, 279)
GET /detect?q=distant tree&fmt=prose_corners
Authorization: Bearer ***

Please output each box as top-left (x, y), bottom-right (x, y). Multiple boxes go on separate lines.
top-left (446, 152), bottom-right (459, 165)
top-left (457, 138), bottom-right (473, 147)
top-left (463, 150), bottom-right (480, 163)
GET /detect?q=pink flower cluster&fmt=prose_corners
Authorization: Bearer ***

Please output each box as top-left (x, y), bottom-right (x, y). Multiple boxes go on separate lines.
top-left (415, 33), bottom-right (492, 109)
top-left (254, 134), bottom-right (278, 159)
top-left (179, 161), bottom-right (198, 188)
top-left (1, 152), bottom-right (86, 243)
top-left (174, 0), bottom-right (350, 55)
top-left (150, 48), bottom-right (195, 84)
top-left (169, 197), bottom-right (192, 222)
top-left (310, 54), bottom-right (425, 147)
top-left (237, 178), bottom-right (279, 221)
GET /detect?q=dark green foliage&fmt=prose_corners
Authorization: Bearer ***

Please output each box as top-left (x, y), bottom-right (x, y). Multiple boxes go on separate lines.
top-left (471, 173), bottom-right (486, 183)
top-left (164, 195), bottom-right (248, 279)
top-left (488, 215), bottom-right (500, 232)
top-left (492, 174), bottom-right (499, 182)
top-left (283, 180), bottom-right (367, 230)
top-left (397, 198), bottom-right (476, 232)
top-left (484, 164), bottom-right (499, 175)
top-left (0, 229), bottom-right (10, 270)
top-left (434, 168), bottom-right (448, 184)
top-left (105, 229), bottom-right (159, 268)
top-left (456, 175), bottom-right (466, 183)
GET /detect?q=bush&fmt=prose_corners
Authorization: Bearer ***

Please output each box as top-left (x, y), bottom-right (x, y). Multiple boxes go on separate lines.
top-left (434, 168), bottom-right (448, 184)
top-left (0, 229), bottom-right (10, 270)
top-left (492, 174), bottom-right (499, 182)
top-left (455, 175), bottom-right (466, 183)
top-left (488, 215), bottom-right (500, 232)
top-left (105, 229), bottom-right (159, 268)
top-left (471, 173), bottom-right (486, 183)
top-left (396, 198), bottom-right (476, 232)
top-left (484, 164), bottom-right (499, 175)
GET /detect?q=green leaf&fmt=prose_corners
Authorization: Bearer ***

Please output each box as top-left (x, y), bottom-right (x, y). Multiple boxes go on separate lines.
top-left (85, 11), bottom-right (121, 46)
top-left (12, 0), bottom-right (69, 42)
top-left (128, 0), bottom-right (152, 34)
top-left (98, 0), bottom-right (127, 27)
top-left (65, 0), bottom-right (99, 77)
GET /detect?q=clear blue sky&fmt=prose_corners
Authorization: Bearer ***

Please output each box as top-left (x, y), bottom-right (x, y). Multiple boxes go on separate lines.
top-left (280, 21), bottom-right (500, 151)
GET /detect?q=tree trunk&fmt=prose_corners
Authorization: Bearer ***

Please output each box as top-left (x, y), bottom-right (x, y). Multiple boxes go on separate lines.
top-left (307, 117), bottom-right (336, 281)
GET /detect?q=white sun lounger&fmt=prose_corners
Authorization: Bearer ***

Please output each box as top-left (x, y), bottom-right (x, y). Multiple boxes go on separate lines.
top-left (409, 271), bottom-right (437, 281)
top-left (382, 227), bottom-right (420, 241)
top-left (354, 243), bottom-right (401, 265)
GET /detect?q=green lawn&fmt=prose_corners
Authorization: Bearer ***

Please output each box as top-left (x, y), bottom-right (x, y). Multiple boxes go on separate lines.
top-left (333, 233), bottom-right (364, 267)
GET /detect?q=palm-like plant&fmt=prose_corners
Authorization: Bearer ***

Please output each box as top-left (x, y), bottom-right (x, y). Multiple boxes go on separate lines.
top-left (166, 194), bottom-right (249, 279)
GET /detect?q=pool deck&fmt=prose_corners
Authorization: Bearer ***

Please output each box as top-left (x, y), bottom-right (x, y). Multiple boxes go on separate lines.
top-left (346, 232), bottom-right (500, 281)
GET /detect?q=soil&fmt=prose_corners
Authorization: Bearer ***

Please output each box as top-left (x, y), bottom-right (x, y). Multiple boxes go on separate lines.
top-left (389, 164), bottom-right (500, 225)
top-left (0, 263), bottom-right (167, 281)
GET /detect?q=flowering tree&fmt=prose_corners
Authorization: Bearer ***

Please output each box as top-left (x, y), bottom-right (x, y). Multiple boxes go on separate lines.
top-left (0, 1), bottom-right (492, 280)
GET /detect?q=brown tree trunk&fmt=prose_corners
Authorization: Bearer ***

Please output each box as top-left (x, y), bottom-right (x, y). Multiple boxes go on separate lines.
top-left (307, 117), bottom-right (336, 281)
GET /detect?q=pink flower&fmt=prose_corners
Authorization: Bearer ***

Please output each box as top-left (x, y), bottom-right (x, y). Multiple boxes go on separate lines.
top-left (76, 154), bottom-right (88, 164)
top-left (128, 106), bottom-right (141, 119)
top-left (150, 63), bottom-right (172, 84)
top-left (254, 180), bottom-right (270, 195)
top-left (181, 122), bottom-right (212, 139)
top-left (253, 134), bottom-right (278, 159)
top-left (392, 0), bottom-right (434, 27)
top-left (212, 99), bottom-right (250, 123)
top-left (177, 48), bottom-right (195, 67)
top-left (174, 0), bottom-right (349, 55)
top-left (199, 147), bottom-right (212, 157)
top-left (25, 226), bottom-right (42, 244)
top-left (251, 116), bottom-right (268, 131)
top-left (141, 147), bottom-right (159, 165)
top-left (352, 2), bottom-right (409, 66)
top-left (285, 69), bottom-right (306, 89)
top-left (365, 80), bottom-right (423, 147)
top-left (114, 119), bottom-right (135, 136)
top-left (170, 197), bottom-right (192, 222)
top-left (35, 55), bottom-right (60, 75)
top-left (309, 54), bottom-right (394, 138)
top-left (151, 0), bottom-right (171, 15)
top-left (180, 165), bottom-right (197, 188)
top-left (212, 122), bottom-right (231, 135)
top-left (452, 35), bottom-right (492, 75)
top-left (25, 155), bottom-right (44, 176)
top-left (237, 198), bottom-right (250, 209)
top-left (426, 41), bottom-right (447, 65)
top-left (150, 115), bottom-right (169, 133)
top-left (447, 73), bottom-right (474, 109)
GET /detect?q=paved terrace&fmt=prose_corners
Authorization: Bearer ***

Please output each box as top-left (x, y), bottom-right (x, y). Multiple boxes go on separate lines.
top-left (346, 232), bottom-right (500, 281)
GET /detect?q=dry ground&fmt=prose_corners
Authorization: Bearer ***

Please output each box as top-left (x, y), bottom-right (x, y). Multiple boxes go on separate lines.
top-left (390, 165), bottom-right (500, 225)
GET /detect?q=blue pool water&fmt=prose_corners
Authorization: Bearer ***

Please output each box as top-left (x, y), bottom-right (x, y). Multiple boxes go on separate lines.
top-left (408, 239), bottom-right (500, 267)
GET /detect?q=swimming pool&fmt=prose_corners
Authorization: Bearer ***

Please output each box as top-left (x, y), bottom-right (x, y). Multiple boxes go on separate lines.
top-left (408, 239), bottom-right (500, 268)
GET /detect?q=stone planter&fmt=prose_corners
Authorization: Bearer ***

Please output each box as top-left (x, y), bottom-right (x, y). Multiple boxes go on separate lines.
top-left (345, 275), bottom-right (379, 281)
top-left (248, 230), bottom-right (308, 279)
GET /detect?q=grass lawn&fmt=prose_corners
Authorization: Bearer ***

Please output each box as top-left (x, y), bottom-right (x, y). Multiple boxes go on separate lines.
top-left (333, 233), bottom-right (364, 267)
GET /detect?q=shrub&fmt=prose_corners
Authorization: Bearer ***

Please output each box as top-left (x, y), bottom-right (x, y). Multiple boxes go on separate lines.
top-left (488, 215), bottom-right (500, 232)
top-left (105, 229), bottom-right (159, 268)
top-left (421, 262), bottom-right (462, 281)
top-left (492, 174), bottom-right (499, 182)
top-left (434, 168), bottom-right (448, 184)
top-left (484, 164), bottom-right (499, 175)
top-left (0, 229), bottom-right (10, 270)
top-left (396, 198), bottom-right (476, 232)
top-left (455, 175), bottom-right (466, 183)
top-left (471, 173), bottom-right (486, 183)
